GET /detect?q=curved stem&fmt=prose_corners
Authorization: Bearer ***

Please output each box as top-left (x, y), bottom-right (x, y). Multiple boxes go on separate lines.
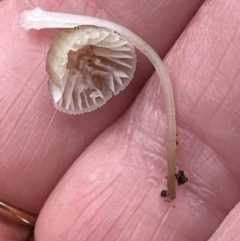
top-left (20, 8), bottom-right (177, 201)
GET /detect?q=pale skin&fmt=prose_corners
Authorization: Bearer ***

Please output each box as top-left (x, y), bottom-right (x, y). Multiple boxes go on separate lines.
top-left (1, 0), bottom-right (240, 241)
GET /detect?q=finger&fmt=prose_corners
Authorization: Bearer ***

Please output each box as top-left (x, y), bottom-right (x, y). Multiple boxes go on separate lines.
top-left (36, 0), bottom-right (240, 240)
top-left (0, 0), bottom-right (204, 211)
top-left (208, 201), bottom-right (240, 241)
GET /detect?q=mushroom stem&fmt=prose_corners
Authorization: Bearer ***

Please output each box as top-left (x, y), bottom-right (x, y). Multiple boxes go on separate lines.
top-left (20, 8), bottom-right (177, 201)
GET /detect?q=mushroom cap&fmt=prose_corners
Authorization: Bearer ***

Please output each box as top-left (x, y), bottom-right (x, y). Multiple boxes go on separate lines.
top-left (46, 26), bottom-right (136, 114)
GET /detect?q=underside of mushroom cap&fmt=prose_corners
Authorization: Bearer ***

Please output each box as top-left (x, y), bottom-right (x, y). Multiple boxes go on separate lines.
top-left (46, 26), bottom-right (136, 114)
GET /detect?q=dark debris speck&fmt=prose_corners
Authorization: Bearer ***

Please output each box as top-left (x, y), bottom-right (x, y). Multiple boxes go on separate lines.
top-left (175, 170), bottom-right (188, 186)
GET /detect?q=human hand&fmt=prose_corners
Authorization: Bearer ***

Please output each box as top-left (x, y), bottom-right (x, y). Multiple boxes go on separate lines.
top-left (1, 0), bottom-right (240, 240)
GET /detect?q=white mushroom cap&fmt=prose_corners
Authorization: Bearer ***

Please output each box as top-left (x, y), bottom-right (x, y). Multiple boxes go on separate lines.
top-left (46, 26), bottom-right (136, 114)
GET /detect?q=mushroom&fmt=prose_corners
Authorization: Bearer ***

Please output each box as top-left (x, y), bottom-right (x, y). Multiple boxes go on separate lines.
top-left (20, 8), bottom-right (177, 201)
top-left (46, 25), bottom-right (136, 114)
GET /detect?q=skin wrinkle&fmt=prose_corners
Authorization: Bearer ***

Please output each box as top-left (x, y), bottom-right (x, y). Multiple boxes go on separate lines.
top-left (202, 114), bottom-right (238, 165)
top-left (8, 27), bottom-right (24, 47)
top-left (200, 191), bottom-right (227, 224)
top-left (153, 1), bottom-right (204, 50)
top-left (16, 152), bottom-right (37, 183)
top-left (123, 83), bottom-right (166, 176)
top-left (192, 168), bottom-right (227, 203)
top-left (117, 205), bottom-right (151, 241)
top-left (187, 55), bottom-right (221, 117)
top-left (217, 0), bottom-right (231, 14)
top-left (199, 201), bottom-right (226, 237)
top-left (128, 139), bottom-right (165, 182)
top-left (65, 174), bottom-right (122, 240)
top-left (220, 228), bottom-right (233, 241)
top-left (88, 185), bottom-right (121, 225)
top-left (75, 175), bottom-right (118, 200)
top-left (10, 126), bottom-right (36, 170)
top-left (189, 168), bottom-right (217, 195)
top-left (208, 203), bottom-right (240, 241)
top-left (120, 186), bottom-right (153, 241)
top-left (203, 34), bottom-right (238, 118)
top-left (83, 189), bottom-right (119, 241)
top-left (127, 213), bottom-right (147, 241)
top-left (132, 106), bottom-right (164, 136)
top-left (20, 107), bottom-right (44, 129)
top-left (16, 109), bottom-right (58, 178)
top-left (149, 204), bottom-right (173, 241)
top-left (148, 0), bottom-right (165, 16)
top-left (191, 179), bottom-right (236, 219)
top-left (140, 147), bottom-right (165, 161)
top-left (39, 122), bottom-right (64, 160)
top-left (187, 126), bottom-right (228, 171)
top-left (222, 213), bottom-right (240, 238)
top-left (169, 2), bottom-right (240, 179)
top-left (104, 0), bottom-right (121, 10)
top-left (184, 194), bottom-right (221, 239)
top-left (127, 88), bottom-right (165, 144)
top-left (179, 0), bottom-right (200, 20)
top-left (0, 70), bottom-right (31, 122)
top-left (25, 135), bottom-right (58, 175)
top-left (169, 8), bottom-right (223, 86)
top-left (57, 135), bottom-right (75, 167)
top-left (118, 191), bottom-right (158, 240)
top-left (128, 142), bottom-right (162, 179)
top-left (174, 125), bottom-right (239, 225)
top-left (0, 89), bottom-right (8, 103)
top-left (178, 124), bottom-right (240, 206)
top-left (34, 136), bottom-right (55, 169)
top-left (133, 127), bottom-right (165, 153)
top-left (138, 0), bottom-right (149, 7)
top-left (105, 186), bottom-right (144, 241)
top-left (0, 59), bottom-right (46, 152)
top-left (187, 181), bottom-right (226, 219)
top-left (101, 0), bottom-right (149, 20)
top-left (85, 180), bottom-right (140, 241)
top-left (12, 109), bottom-right (53, 169)
top-left (93, 0), bottom-right (120, 21)
top-left (55, 0), bottom-right (75, 12)
top-left (186, 117), bottom-right (238, 179)
top-left (207, 60), bottom-right (240, 123)
top-left (167, 215), bottom-right (187, 241)
top-left (203, 0), bottom-right (231, 23)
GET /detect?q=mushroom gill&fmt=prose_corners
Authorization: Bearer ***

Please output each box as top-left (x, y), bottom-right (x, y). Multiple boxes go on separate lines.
top-left (46, 26), bottom-right (136, 114)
